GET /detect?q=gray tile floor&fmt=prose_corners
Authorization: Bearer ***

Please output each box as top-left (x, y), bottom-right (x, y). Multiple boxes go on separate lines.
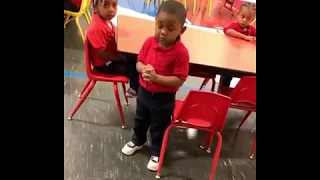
top-left (64, 16), bottom-right (256, 180)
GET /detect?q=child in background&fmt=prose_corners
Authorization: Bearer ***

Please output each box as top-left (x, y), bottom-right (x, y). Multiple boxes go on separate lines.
top-left (121, 0), bottom-right (189, 171)
top-left (221, 2), bottom-right (256, 88)
top-left (224, 2), bottom-right (256, 42)
top-left (86, 0), bottom-right (139, 97)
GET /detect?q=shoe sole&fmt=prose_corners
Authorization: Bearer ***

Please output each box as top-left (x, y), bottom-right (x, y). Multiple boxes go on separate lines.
top-left (121, 146), bottom-right (143, 156)
top-left (147, 167), bottom-right (158, 172)
top-left (126, 92), bottom-right (137, 98)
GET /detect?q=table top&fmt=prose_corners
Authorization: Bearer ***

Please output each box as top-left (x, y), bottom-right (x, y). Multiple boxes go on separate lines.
top-left (117, 14), bottom-right (256, 74)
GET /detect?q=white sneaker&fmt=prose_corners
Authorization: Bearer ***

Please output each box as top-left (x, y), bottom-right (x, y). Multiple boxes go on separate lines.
top-left (147, 156), bottom-right (159, 171)
top-left (121, 141), bottom-right (143, 156)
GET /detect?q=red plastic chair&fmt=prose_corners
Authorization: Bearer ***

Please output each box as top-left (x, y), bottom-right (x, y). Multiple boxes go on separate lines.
top-left (250, 131), bottom-right (256, 159)
top-left (219, 76), bottom-right (256, 129)
top-left (218, 0), bottom-right (235, 17)
top-left (67, 38), bottom-right (129, 128)
top-left (156, 90), bottom-right (231, 180)
top-left (219, 76), bottom-right (256, 159)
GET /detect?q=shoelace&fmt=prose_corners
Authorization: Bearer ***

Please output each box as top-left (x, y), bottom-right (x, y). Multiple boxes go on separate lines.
top-left (151, 156), bottom-right (159, 162)
top-left (127, 141), bottom-right (135, 148)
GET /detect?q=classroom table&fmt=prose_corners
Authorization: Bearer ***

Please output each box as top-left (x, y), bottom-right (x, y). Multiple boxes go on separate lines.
top-left (240, 0), bottom-right (256, 3)
top-left (117, 14), bottom-right (256, 77)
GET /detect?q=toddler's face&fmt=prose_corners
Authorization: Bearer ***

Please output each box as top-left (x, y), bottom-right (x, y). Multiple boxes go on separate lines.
top-left (237, 7), bottom-right (255, 27)
top-left (95, 0), bottom-right (118, 20)
top-left (155, 11), bottom-right (186, 48)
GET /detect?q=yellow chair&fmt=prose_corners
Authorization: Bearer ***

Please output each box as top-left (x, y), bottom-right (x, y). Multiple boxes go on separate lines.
top-left (64, 0), bottom-right (91, 43)
top-left (146, 0), bottom-right (187, 9)
top-left (84, 0), bottom-right (92, 22)
top-left (193, 0), bottom-right (214, 17)
top-left (250, 18), bottom-right (256, 25)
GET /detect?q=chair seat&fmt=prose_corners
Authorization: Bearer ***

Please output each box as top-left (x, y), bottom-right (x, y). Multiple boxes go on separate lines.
top-left (185, 118), bottom-right (212, 128)
top-left (174, 100), bottom-right (212, 128)
top-left (89, 69), bottom-right (129, 83)
top-left (230, 102), bottom-right (256, 111)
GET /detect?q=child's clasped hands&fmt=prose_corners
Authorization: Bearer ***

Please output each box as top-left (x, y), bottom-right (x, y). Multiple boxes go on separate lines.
top-left (142, 64), bottom-right (157, 82)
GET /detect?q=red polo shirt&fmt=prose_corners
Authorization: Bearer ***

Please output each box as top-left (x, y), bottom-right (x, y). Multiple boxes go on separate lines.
top-left (86, 14), bottom-right (118, 66)
top-left (70, 0), bottom-right (82, 8)
top-left (138, 36), bottom-right (189, 93)
top-left (223, 22), bottom-right (256, 37)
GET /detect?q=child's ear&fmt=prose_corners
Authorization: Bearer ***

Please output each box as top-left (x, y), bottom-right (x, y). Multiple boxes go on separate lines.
top-left (180, 26), bottom-right (187, 35)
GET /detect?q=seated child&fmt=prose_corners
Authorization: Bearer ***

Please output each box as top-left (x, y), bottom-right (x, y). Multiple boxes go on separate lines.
top-left (222, 2), bottom-right (256, 87)
top-left (121, 0), bottom-right (190, 171)
top-left (86, 0), bottom-right (139, 97)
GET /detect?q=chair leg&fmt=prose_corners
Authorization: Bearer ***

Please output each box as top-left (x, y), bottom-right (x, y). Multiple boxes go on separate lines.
top-left (249, 131), bottom-right (256, 159)
top-left (209, 131), bottom-right (223, 180)
top-left (210, 77), bottom-right (216, 92)
top-left (75, 17), bottom-right (85, 43)
top-left (193, 0), bottom-right (197, 15)
top-left (64, 15), bottom-right (70, 28)
top-left (200, 78), bottom-right (210, 90)
top-left (200, 133), bottom-right (210, 150)
top-left (78, 79), bottom-right (92, 98)
top-left (250, 18), bottom-right (256, 25)
top-left (83, 12), bottom-right (90, 24)
top-left (200, 132), bottom-right (214, 153)
top-left (206, 132), bottom-right (215, 153)
top-left (208, 0), bottom-right (213, 18)
top-left (113, 83), bottom-right (126, 128)
top-left (146, 0), bottom-right (150, 8)
top-left (200, 77), bottom-right (215, 91)
top-left (237, 111), bottom-right (252, 129)
top-left (121, 83), bottom-right (129, 106)
top-left (86, 9), bottom-right (92, 21)
top-left (68, 80), bottom-right (96, 120)
top-left (156, 124), bottom-right (175, 179)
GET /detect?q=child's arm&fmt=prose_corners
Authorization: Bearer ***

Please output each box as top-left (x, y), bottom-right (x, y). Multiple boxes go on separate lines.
top-left (225, 29), bottom-right (247, 39)
top-left (136, 61), bottom-right (146, 73)
top-left (136, 37), bottom-right (154, 73)
top-left (87, 29), bottom-right (123, 62)
top-left (150, 49), bottom-right (189, 87)
top-left (223, 23), bottom-right (251, 40)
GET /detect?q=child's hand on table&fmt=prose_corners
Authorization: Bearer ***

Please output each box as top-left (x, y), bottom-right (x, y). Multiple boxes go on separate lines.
top-left (244, 36), bottom-right (256, 42)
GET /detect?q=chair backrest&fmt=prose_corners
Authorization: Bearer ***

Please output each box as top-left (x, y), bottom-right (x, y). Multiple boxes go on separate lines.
top-left (85, 0), bottom-right (92, 9)
top-left (175, 90), bottom-right (231, 131)
top-left (229, 76), bottom-right (256, 106)
top-left (84, 37), bottom-right (94, 78)
top-left (79, 0), bottom-right (89, 13)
